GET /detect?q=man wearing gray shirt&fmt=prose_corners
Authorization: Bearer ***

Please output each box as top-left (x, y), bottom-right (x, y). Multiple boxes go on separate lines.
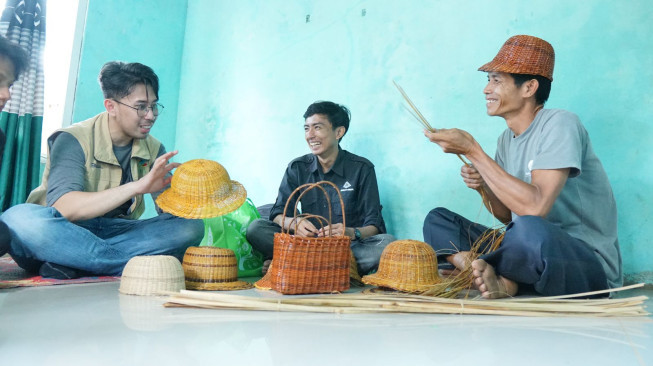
top-left (0, 62), bottom-right (203, 278)
top-left (422, 35), bottom-right (621, 298)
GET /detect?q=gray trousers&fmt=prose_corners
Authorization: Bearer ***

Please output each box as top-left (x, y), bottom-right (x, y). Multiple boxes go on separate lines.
top-left (246, 218), bottom-right (394, 275)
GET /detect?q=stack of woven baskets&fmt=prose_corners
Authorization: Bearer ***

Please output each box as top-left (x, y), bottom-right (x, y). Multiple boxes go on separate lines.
top-left (120, 159), bottom-right (253, 295)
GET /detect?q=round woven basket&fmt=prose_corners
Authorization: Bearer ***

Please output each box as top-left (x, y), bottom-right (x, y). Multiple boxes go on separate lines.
top-left (119, 255), bottom-right (185, 296)
top-left (362, 239), bottom-right (440, 293)
top-left (182, 246), bottom-right (253, 291)
top-left (156, 159), bottom-right (247, 219)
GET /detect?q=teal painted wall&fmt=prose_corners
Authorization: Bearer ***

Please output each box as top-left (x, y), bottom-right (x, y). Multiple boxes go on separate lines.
top-left (72, 0), bottom-right (188, 217)
top-left (175, 0), bottom-right (652, 281)
top-left (73, 1), bottom-right (652, 281)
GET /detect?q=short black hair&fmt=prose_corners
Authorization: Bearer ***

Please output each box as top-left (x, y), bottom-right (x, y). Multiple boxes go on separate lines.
top-left (98, 61), bottom-right (159, 100)
top-left (511, 73), bottom-right (551, 105)
top-left (0, 35), bottom-right (29, 78)
top-left (303, 101), bottom-right (351, 141)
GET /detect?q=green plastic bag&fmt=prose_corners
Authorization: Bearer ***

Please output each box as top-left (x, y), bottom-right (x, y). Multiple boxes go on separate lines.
top-left (199, 198), bottom-right (264, 277)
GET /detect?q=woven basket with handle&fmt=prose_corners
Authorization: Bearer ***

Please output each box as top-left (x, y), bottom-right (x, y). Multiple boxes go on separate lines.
top-left (268, 181), bottom-right (351, 294)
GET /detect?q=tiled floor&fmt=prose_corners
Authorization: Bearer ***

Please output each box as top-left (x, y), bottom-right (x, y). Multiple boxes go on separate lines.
top-left (1, 282), bottom-right (651, 366)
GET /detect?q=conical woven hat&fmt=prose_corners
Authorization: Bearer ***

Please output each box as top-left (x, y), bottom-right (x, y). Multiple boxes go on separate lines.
top-left (119, 255), bottom-right (185, 296)
top-left (156, 159), bottom-right (247, 219)
top-left (478, 35), bottom-right (555, 81)
top-left (182, 246), bottom-right (253, 291)
top-left (362, 239), bottom-right (440, 293)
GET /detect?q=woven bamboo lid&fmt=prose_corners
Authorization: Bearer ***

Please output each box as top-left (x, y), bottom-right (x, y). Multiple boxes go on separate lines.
top-left (156, 159), bottom-right (247, 219)
top-left (478, 35), bottom-right (555, 81)
top-left (362, 239), bottom-right (440, 293)
top-left (182, 246), bottom-right (253, 291)
top-left (119, 255), bottom-right (185, 296)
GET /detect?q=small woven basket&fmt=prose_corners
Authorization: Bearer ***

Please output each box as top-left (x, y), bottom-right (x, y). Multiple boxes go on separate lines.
top-left (182, 246), bottom-right (253, 291)
top-left (362, 239), bottom-right (440, 293)
top-left (263, 181), bottom-right (351, 294)
top-left (119, 255), bottom-right (185, 296)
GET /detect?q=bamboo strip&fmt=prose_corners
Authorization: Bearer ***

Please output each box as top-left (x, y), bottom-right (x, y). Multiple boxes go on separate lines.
top-left (161, 285), bottom-right (649, 317)
top-left (164, 295), bottom-right (647, 317)
top-left (505, 283), bottom-right (645, 301)
top-left (164, 290), bottom-right (644, 312)
top-left (393, 80), bottom-right (433, 131)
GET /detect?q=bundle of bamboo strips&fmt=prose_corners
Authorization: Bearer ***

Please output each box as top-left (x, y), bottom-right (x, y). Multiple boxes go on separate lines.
top-left (162, 284), bottom-right (649, 317)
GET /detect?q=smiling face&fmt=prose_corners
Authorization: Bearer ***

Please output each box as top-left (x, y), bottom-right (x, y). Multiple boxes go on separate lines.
top-left (0, 56), bottom-right (16, 112)
top-left (304, 113), bottom-right (344, 158)
top-left (483, 72), bottom-right (528, 119)
top-left (107, 83), bottom-right (157, 146)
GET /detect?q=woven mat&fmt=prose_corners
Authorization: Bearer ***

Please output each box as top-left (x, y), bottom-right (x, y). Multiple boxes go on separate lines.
top-left (0, 255), bottom-right (120, 289)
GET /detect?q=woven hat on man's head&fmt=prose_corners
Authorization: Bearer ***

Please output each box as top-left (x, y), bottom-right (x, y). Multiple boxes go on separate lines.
top-left (362, 239), bottom-right (440, 293)
top-left (156, 159), bottom-right (246, 219)
top-left (478, 35), bottom-right (555, 81)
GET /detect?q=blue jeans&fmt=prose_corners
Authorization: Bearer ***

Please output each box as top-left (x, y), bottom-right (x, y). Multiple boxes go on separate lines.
top-left (423, 207), bottom-right (609, 296)
top-left (246, 218), bottom-right (395, 275)
top-left (0, 203), bottom-right (204, 276)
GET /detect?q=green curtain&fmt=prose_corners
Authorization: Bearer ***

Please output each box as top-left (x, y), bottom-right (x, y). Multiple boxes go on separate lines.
top-left (0, 0), bottom-right (46, 211)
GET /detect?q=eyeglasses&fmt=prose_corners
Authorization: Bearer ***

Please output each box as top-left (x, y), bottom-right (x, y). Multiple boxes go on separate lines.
top-left (113, 99), bottom-right (164, 117)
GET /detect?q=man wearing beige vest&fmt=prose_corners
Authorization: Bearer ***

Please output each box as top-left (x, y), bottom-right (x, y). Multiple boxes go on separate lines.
top-left (0, 61), bottom-right (203, 278)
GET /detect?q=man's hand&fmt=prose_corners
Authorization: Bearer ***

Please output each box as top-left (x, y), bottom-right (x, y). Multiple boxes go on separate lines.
top-left (461, 164), bottom-right (485, 190)
top-left (424, 128), bottom-right (478, 156)
top-left (291, 218), bottom-right (319, 237)
top-left (317, 223), bottom-right (346, 237)
top-left (52, 150), bottom-right (180, 222)
top-left (134, 150), bottom-right (180, 195)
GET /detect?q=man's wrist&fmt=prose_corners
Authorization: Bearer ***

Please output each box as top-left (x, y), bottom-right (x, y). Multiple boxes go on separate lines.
top-left (353, 227), bottom-right (361, 241)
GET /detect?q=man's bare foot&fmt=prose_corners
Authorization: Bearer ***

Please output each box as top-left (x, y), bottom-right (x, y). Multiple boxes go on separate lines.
top-left (261, 259), bottom-right (272, 275)
top-left (448, 251), bottom-right (472, 271)
top-left (438, 268), bottom-right (462, 278)
top-left (471, 259), bottom-right (518, 299)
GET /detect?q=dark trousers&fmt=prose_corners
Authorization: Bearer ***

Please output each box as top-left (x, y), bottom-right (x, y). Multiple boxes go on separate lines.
top-left (423, 207), bottom-right (608, 296)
